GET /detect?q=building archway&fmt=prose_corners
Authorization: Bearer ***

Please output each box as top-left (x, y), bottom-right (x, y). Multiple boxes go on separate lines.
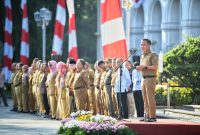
top-left (130, 5), bottom-right (144, 55)
top-left (189, 0), bottom-right (200, 37)
top-left (166, 0), bottom-right (181, 50)
top-left (149, 0), bottom-right (162, 53)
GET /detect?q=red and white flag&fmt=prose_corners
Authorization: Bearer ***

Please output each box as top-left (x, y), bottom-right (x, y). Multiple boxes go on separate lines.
top-left (101, 0), bottom-right (127, 60)
top-left (52, 0), bottom-right (66, 55)
top-left (3, 0), bottom-right (13, 82)
top-left (20, 0), bottom-right (29, 65)
top-left (67, 0), bottom-right (78, 60)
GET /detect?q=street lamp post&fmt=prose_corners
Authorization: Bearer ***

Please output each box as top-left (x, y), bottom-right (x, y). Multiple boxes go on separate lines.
top-left (122, 0), bottom-right (133, 60)
top-left (34, 8), bottom-right (52, 62)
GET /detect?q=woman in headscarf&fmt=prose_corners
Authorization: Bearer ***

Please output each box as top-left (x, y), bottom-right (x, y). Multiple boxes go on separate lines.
top-left (55, 62), bottom-right (68, 120)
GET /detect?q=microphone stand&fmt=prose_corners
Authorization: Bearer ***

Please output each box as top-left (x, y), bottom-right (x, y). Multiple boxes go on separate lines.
top-left (117, 49), bottom-right (136, 120)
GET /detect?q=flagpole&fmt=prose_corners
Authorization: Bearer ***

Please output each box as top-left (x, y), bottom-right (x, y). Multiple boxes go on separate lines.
top-left (96, 0), bottom-right (102, 60)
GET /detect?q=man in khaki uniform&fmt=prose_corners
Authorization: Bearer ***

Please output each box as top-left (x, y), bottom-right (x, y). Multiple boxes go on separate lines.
top-left (65, 58), bottom-right (76, 116)
top-left (99, 61), bottom-right (109, 115)
top-left (28, 66), bottom-right (35, 113)
top-left (111, 59), bottom-right (118, 117)
top-left (37, 62), bottom-right (46, 115)
top-left (73, 59), bottom-right (89, 111)
top-left (21, 65), bottom-right (29, 112)
top-left (94, 61), bottom-right (103, 115)
top-left (10, 63), bottom-right (18, 111)
top-left (104, 58), bottom-right (114, 116)
top-left (13, 63), bottom-right (23, 112)
top-left (31, 58), bottom-right (39, 112)
top-left (85, 62), bottom-right (96, 115)
top-left (137, 38), bottom-right (158, 122)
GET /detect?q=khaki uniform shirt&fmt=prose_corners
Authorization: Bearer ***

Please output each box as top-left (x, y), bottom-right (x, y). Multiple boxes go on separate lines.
top-left (22, 73), bottom-right (29, 93)
top-left (88, 69), bottom-right (95, 87)
top-left (65, 71), bottom-right (75, 90)
top-left (29, 73), bottom-right (33, 93)
top-left (46, 73), bottom-right (56, 87)
top-left (140, 51), bottom-right (158, 76)
top-left (13, 71), bottom-right (23, 87)
top-left (94, 71), bottom-right (102, 89)
top-left (100, 70), bottom-right (107, 90)
top-left (73, 70), bottom-right (89, 90)
top-left (111, 70), bottom-right (117, 88)
top-left (10, 72), bottom-right (16, 84)
top-left (104, 68), bottom-right (112, 85)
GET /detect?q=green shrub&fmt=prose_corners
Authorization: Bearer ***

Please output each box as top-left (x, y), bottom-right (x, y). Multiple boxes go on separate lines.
top-left (163, 36), bottom-right (200, 104)
top-left (156, 87), bottom-right (193, 106)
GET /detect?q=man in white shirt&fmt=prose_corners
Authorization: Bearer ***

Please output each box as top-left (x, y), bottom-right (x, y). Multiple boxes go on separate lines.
top-left (124, 60), bottom-right (136, 118)
top-left (132, 62), bottom-right (144, 117)
top-left (0, 65), bottom-right (8, 106)
top-left (114, 58), bottom-right (132, 118)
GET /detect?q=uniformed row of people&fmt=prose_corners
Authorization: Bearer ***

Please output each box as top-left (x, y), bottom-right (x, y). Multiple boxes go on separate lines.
top-left (10, 38), bottom-right (157, 121)
top-left (9, 58), bottom-right (143, 119)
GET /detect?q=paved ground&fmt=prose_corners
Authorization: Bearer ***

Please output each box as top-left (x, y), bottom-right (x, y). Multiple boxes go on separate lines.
top-left (0, 99), bottom-right (60, 135)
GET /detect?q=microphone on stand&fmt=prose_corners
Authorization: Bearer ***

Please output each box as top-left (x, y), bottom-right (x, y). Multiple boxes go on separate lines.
top-left (128, 48), bottom-right (137, 55)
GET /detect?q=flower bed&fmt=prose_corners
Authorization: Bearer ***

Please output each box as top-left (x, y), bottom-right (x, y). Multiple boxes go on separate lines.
top-left (57, 110), bottom-right (137, 135)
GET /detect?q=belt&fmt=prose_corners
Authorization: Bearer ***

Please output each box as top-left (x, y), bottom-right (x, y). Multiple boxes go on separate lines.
top-left (15, 83), bottom-right (21, 87)
top-left (105, 83), bottom-right (111, 85)
top-left (90, 84), bottom-right (94, 87)
top-left (143, 75), bottom-right (156, 79)
top-left (74, 86), bottom-right (85, 90)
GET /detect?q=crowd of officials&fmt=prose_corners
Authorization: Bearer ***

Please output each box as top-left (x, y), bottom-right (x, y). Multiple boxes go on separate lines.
top-left (0, 38), bottom-right (158, 122)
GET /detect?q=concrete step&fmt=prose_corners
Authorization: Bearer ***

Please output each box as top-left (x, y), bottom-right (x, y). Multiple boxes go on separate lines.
top-left (164, 109), bottom-right (200, 119)
top-left (156, 109), bottom-right (200, 123)
top-left (182, 105), bottom-right (200, 113)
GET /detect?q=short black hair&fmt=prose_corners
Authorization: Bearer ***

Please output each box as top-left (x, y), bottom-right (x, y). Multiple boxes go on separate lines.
top-left (142, 38), bottom-right (151, 45)
top-left (79, 59), bottom-right (85, 67)
top-left (97, 60), bottom-right (105, 66)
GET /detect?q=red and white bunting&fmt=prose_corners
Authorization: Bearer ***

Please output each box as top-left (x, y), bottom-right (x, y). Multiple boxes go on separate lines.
top-left (101, 0), bottom-right (128, 60)
top-left (67, 0), bottom-right (78, 60)
top-left (52, 0), bottom-right (66, 55)
top-left (3, 0), bottom-right (13, 82)
top-left (20, 0), bottom-right (29, 65)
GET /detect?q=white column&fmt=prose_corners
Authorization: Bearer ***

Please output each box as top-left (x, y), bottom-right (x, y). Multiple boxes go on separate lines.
top-left (181, 0), bottom-right (200, 41)
top-left (161, 23), bottom-right (180, 53)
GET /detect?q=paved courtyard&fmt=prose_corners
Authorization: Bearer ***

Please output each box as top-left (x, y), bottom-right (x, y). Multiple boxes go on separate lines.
top-left (0, 99), bottom-right (60, 135)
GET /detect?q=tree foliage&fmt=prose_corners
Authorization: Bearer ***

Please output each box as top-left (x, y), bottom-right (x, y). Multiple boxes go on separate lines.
top-left (0, 0), bottom-right (97, 64)
top-left (163, 36), bottom-right (200, 104)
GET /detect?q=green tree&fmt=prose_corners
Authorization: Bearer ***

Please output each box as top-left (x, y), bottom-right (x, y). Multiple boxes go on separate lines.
top-left (163, 36), bottom-right (200, 104)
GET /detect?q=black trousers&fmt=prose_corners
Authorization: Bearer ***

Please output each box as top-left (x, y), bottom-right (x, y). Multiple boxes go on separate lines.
top-left (42, 93), bottom-right (50, 115)
top-left (117, 92), bottom-right (128, 118)
top-left (0, 87), bottom-right (8, 106)
top-left (133, 90), bottom-right (144, 117)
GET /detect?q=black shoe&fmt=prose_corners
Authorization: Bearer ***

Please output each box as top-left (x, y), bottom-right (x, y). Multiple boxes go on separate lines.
top-left (17, 110), bottom-right (24, 113)
top-left (10, 108), bottom-right (18, 112)
top-left (4, 104), bottom-right (8, 107)
top-left (146, 118), bottom-right (157, 122)
top-left (140, 117), bottom-right (149, 122)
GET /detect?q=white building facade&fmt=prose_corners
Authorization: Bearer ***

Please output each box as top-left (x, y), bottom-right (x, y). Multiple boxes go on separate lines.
top-left (129, 0), bottom-right (200, 54)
